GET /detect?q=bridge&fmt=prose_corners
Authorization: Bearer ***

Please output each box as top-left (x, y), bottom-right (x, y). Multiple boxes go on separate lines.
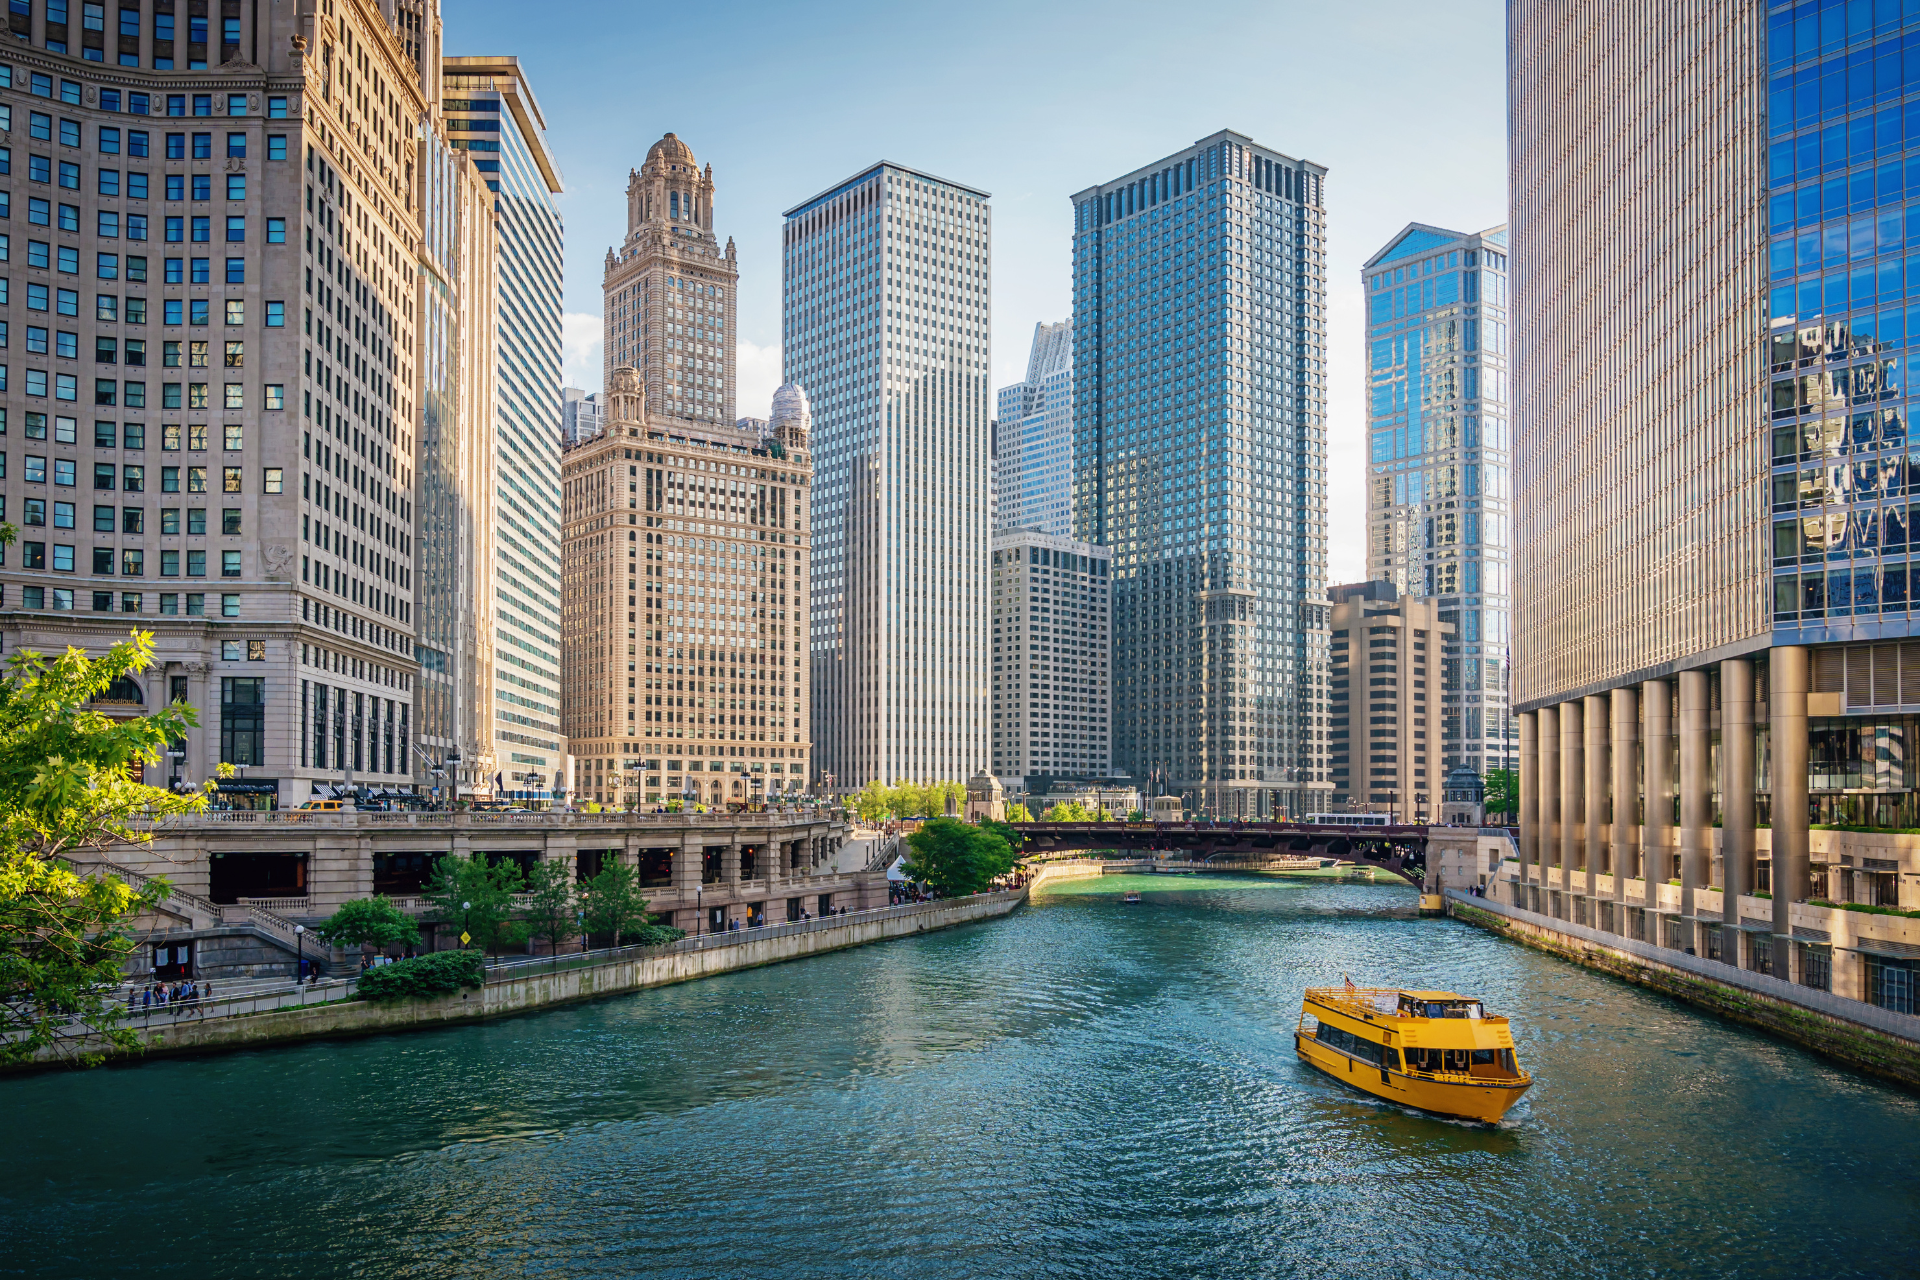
top-left (1011, 821), bottom-right (1433, 887)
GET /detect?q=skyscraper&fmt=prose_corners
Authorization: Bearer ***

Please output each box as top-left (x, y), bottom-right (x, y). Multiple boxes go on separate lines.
top-left (1326, 581), bottom-right (1450, 817)
top-left (0, 0), bottom-right (447, 810)
top-left (791, 164), bottom-right (992, 790)
top-left (603, 134), bottom-right (737, 430)
top-left (441, 57), bottom-right (565, 803)
top-left (1509, 0), bottom-right (1889, 976)
top-left (1071, 131), bottom-right (1330, 819)
top-left (559, 369), bottom-right (813, 806)
top-left (1361, 223), bottom-right (1513, 783)
top-left (561, 387), bottom-right (603, 448)
top-left (994, 321), bottom-right (1073, 535)
top-left (991, 529), bottom-right (1111, 787)
top-left (413, 96), bottom-right (500, 804)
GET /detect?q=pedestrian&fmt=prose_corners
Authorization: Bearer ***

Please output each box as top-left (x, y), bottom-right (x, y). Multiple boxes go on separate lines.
top-left (141, 985), bottom-right (151, 1011)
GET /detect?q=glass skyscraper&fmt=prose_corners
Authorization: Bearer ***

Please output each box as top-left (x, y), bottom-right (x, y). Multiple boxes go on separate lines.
top-left (791, 163), bottom-right (992, 790)
top-left (1071, 130), bottom-right (1330, 819)
top-left (442, 58), bottom-right (565, 801)
top-left (995, 320), bottom-right (1073, 535)
top-left (1361, 222), bottom-right (1514, 784)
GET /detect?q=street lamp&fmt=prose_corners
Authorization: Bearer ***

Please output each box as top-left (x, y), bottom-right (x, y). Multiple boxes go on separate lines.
top-left (293, 923), bottom-right (306, 983)
top-left (461, 899), bottom-right (472, 954)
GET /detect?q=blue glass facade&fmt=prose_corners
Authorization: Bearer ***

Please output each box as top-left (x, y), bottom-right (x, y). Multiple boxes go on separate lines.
top-left (1766, 2), bottom-right (1920, 640)
top-left (1362, 223), bottom-right (1513, 779)
top-left (1070, 130), bottom-right (1329, 818)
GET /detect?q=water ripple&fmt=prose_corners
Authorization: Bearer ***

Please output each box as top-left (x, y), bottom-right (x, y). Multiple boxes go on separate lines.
top-left (1, 876), bottom-right (1917, 1279)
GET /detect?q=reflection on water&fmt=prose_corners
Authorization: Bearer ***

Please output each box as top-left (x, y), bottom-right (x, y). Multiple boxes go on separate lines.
top-left (3, 875), bottom-right (1917, 1279)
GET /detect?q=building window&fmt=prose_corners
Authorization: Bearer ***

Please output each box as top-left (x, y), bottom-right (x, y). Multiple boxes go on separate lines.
top-left (219, 675), bottom-right (264, 766)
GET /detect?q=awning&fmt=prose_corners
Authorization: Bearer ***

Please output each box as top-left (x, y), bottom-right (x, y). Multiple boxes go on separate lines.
top-left (312, 784), bottom-right (339, 799)
top-left (217, 779), bottom-right (280, 795)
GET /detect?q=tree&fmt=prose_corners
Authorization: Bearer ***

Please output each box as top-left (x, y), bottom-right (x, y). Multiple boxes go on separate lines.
top-left (887, 778), bottom-right (928, 819)
top-left (314, 896), bottom-right (420, 951)
top-left (853, 779), bottom-right (892, 825)
top-left (926, 779), bottom-right (966, 818)
top-left (1043, 800), bottom-right (1097, 822)
top-left (1005, 802), bottom-right (1034, 823)
top-left (979, 818), bottom-right (1024, 858)
top-left (1484, 769), bottom-right (1517, 823)
top-left (520, 857), bottom-right (577, 956)
top-left (579, 855), bottom-right (651, 946)
top-left (903, 818), bottom-right (1015, 897)
top-left (0, 630), bottom-right (209, 1066)
top-left (426, 853), bottom-right (523, 957)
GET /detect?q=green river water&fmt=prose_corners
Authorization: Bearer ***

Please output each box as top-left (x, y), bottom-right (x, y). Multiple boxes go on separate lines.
top-left (2, 873), bottom-right (1917, 1279)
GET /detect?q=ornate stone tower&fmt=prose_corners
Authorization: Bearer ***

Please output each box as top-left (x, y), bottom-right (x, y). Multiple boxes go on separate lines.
top-left (602, 133), bottom-right (739, 429)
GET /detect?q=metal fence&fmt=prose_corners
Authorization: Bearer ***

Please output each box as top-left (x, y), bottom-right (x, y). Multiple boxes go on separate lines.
top-left (1445, 889), bottom-right (1920, 1043)
top-left (481, 890), bottom-right (1027, 985)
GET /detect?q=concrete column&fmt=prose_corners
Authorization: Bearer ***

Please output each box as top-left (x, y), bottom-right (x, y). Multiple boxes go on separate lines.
top-left (1643, 678), bottom-right (1673, 892)
top-left (1610, 685), bottom-right (1638, 921)
top-left (1722, 657), bottom-right (1756, 959)
top-left (722, 842), bottom-right (741, 885)
top-left (1583, 692), bottom-right (1607, 905)
top-left (1678, 668), bottom-right (1711, 942)
top-left (1559, 700), bottom-right (1583, 917)
top-left (1771, 646), bottom-right (1810, 980)
top-left (1518, 710), bottom-right (1538, 896)
top-left (1537, 704), bottom-right (1558, 910)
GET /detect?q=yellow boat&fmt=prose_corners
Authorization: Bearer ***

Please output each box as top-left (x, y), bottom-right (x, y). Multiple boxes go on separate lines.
top-left (1294, 986), bottom-right (1532, 1123)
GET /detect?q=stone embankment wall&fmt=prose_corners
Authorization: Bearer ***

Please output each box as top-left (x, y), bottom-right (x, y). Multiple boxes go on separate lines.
top-left (1448, 892), bottom-right (1920, 1090)
top-left (15, 890), bottom-right (1029, 1072)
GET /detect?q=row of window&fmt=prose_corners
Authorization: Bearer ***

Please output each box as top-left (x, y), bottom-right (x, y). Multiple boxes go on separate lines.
top-left (0, 415), bottom-right (262, 449)
top-left (14, 542), bottom-right (241, 576)
top-left (10, 176), bottom-right (275, 212)
top-left (11, 585), bottom-right (238, 615)
top-left (0, 455), bottom-right (280, 490)
top-left (0, 209), bottom-right (261, 241)
top-left (6, 117), bottom-right (277, 159)
top-left (17, 501), bottom-right (227, 532)
top-left (0, 372), bottom-right (281, 408)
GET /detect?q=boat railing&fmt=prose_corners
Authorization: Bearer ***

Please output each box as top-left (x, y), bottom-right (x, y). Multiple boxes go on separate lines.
top-left (1395, 1064), bottom-right (1531, 1087)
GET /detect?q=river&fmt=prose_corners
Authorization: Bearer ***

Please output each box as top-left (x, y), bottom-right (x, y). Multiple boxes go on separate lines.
top-left (3, 873), bottom-right (1918, 1279)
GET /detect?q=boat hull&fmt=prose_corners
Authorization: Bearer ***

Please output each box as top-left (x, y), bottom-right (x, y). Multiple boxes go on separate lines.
top-left (1294, 1032), bottom-right (1530, 1123)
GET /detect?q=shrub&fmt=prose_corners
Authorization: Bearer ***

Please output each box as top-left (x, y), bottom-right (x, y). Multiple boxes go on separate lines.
top-left (620, 923), bottom-right (685, 947)
top-left (1809, 898), bottom-right (1920, 920)
top-left (356, 949), bottom-right (484, 1002)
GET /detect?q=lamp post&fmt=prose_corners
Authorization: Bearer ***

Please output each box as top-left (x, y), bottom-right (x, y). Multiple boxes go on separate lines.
top-left (293, 923), bottom-right (306, 984)
top-left (461, 899), bottom-right (472, 954)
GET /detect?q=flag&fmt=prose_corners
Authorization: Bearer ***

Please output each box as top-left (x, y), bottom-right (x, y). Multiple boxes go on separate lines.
top-left (1344, 974), bottom-right (1356, 992)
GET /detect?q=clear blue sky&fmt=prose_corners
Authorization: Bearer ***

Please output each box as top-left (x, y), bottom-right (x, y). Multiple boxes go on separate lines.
top-left (446, 0), bottom-right (1505, 581)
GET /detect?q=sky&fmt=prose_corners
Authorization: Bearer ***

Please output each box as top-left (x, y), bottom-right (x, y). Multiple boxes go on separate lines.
top-left (448, 0), bottom-right (1506, 584)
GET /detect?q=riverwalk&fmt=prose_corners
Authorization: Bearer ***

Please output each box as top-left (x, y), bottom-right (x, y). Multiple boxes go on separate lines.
top-left (1447, 889), bottom-right (1920, 1088)
top-left (9, 886), bottom-right (1039, 1072)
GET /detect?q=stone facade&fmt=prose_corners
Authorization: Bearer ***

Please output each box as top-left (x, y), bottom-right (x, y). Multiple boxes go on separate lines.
top-left (602, 133), bottom-right (735, 430)
top-left (0, 0), bottom-right (504, 810)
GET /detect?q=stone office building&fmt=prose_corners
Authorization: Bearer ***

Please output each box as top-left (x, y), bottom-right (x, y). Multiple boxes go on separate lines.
top-left (1510, 0), bottom-right (1920, 1009)
top-left (0, 0), bottom-right (475, 811)
top-left (561, 367), bottom-right (814, 807)
top-left (1326, 581), bottom-right (1450, 821)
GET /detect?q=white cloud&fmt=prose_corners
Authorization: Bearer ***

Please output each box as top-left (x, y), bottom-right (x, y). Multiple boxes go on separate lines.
top-left (561, 312), bottom-right (602, 392)
top-left (735, 339), bottom-right (784, 418)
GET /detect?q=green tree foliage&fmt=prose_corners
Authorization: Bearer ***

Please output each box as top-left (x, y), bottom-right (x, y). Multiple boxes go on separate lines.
top-left (314, 896), bottom-right (420, 951)
top-left (426, 853), bottom-right (524, 957)
top-left (903, 818), bottom-right (1015, 897)
top-left (1004, 802), bottom-right (1034, 823)
top-left (1484, 769), bottom-right (1517, 823)
top-left (520, 858), bottom-right (577, 956)
top-left (978, 818), bottom-right (1024, 857)
top-left (578, 854), bottom-right (650, 946)
top-left (356, 949), bottom-right (484, 1002)
top-left (853, 779), bottom-right (892, 825)
top-left (1043, 800), bottom-right (1099, 822)
top-left (0, 631), bottom-right (209, 1066)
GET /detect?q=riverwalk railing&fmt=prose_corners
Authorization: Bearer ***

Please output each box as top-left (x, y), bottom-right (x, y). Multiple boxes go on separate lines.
top-left (120, 807), bottom-right (848, 831)
top-left (1446, 889), bottom-right (1920, 1043)
top-left (480, 890), bottom-right (1027, 984)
